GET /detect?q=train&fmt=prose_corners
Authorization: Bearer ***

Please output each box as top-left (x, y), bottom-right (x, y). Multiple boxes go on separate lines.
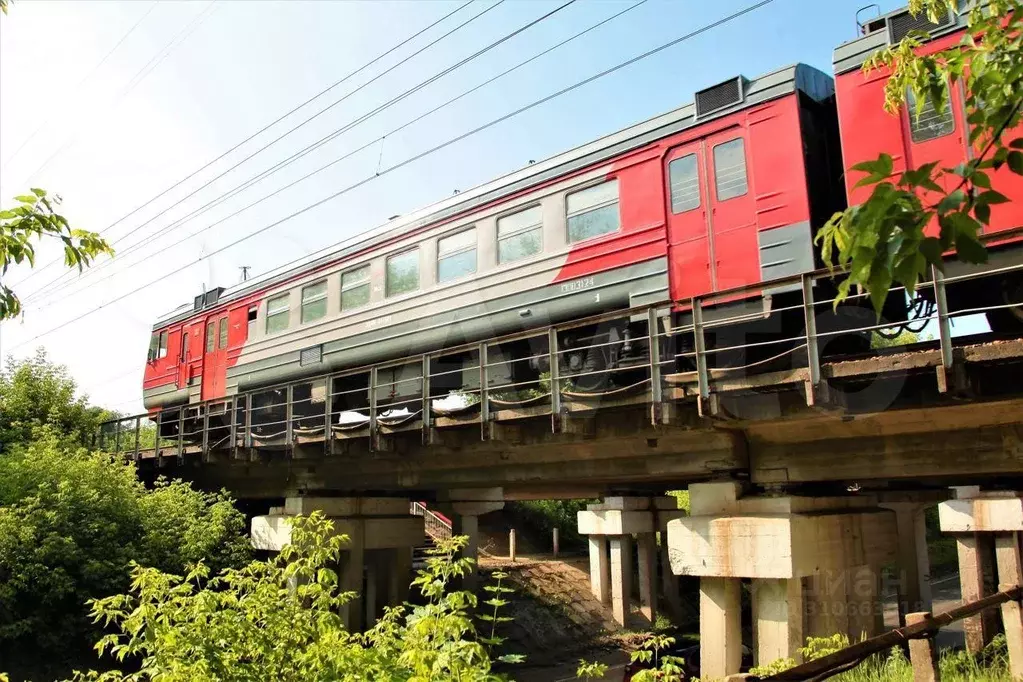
top-left (143, 2), bottom-right (1023, 417)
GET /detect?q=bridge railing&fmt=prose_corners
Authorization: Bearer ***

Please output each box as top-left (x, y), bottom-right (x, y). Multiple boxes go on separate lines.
top-left (98, 257), bottom-right (1023, 460)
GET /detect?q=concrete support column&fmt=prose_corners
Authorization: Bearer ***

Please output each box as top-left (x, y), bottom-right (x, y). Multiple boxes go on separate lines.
top-left (364, 555), bottom-right (378, 628)
top-left (448, 487), bottom-right (505, 594)
top-left (453, 513), bottom-right (480, 592)
top-left (957, 533), bottom-right (996, 652)
top-left (700, 577), bottom-right (742, 680)
top-left (884, 502), bottom-right (933, 624)
top-left (637, 532), bottom-right (657, 627)
top-left (660, 539), bottom-right (682, 621)
top-left (588, 535), bottom-right (611, 605)
top-left (341, 532), bottom-right (365, 632)
top-left (610, 535), bottom-right (633, 627)
top-left (389, 546), bottom-right (413, 606)
top-left (752, 578), bottom-right (804, 667)
top-left (994, 532), bottom-right (1023, 680)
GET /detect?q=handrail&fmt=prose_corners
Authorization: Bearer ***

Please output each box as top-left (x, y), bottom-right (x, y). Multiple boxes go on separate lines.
top-left (753, 585), bottom-right (1023, 682)
top-left (410, 501), bottom-right (452, 541)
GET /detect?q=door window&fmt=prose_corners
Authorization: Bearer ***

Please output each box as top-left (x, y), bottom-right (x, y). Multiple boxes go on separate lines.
top-left (206, 322), bottom-right (216, 352)
top-left (180, 332), bottom-right (189, 362)
top-left (668, 154), bottom-right (701, 213)
top-left (713, 138), bottom-right (748, 200)
top-left (218, 317), bottom-right (228, 349)
top-left (906, 86), bottom-right (955, 142)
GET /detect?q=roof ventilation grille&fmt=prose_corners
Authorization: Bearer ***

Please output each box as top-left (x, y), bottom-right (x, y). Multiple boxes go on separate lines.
top-left (695, 76), bottom-right (748, 119)
top-left (193, 286), bottom-right (226, 312)
top-left (888, 6), bottom-right (952, 43)
top-left (300, 345), bottom-right (323, 366)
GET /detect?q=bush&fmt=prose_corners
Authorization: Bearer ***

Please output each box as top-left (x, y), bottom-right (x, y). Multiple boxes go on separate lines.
top-left (506, 500), bottom-right (593, 551)
top-left (0, 434), bottom-right (250, 677)
top-left (70, 515), bottom-right (520, 682)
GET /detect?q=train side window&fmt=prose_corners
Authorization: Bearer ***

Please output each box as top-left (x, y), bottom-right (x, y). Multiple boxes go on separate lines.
top-left (218, 317), bottom-right (228, 349)
top-left (158, 331), bottom-right (168, 359)
top-left (341, 265), bottom-right (371, 310)
top-left (713, 138), bottom-right (748, 201)
top-left (247, 307), bottom-right (257, 337)
top-left (301, 280), bottom-right (328, 324)
top-left (266, 293), bottom-right (290, 335)
top-left (180, 332), bottom-right (189, 362)
top-left (906, 86), bottom-right (955, 142)
top-left (437, 227), bottom-right (477, 283)
top-left (206, 322), bottom-right (216, 352)
top-left (567, 179), bottom-right (620, 243)
top-left (669, 154), bottom-right (701, 213)
top-left (497, 206), bottom-right (542, 264)
top-left (386, 249), bottom-right (419, 297)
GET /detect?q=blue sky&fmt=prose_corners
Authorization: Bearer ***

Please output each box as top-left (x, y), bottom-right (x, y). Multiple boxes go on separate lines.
top-left (0, 0), bottom-right (919, 411)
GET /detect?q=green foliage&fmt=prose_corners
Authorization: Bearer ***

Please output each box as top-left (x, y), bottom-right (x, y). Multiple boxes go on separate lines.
top-left (1, 189), bottom-right (113, 319)
top-left (870, 329), bottom-right (929, 349)
top-left (664, 490), bottom-right (690, 515)
top-left (0, 348), bottom-right (113, 452)
top-left (507, 499), bottom-right (593, 550)
top-left (576, 659), bottom-right (609, 681)
top-left (0, 435), bottom-right (250, 674)
top-left (817, 0), bottom-right (1023, 314)
top-left (629, 634), bottom-right (686, 682)
top-left (70, 515), bottom-right (519, 682)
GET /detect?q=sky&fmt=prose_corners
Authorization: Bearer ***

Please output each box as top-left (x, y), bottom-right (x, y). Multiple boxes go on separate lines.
top-left (0, 0), bottom-right (934, 413)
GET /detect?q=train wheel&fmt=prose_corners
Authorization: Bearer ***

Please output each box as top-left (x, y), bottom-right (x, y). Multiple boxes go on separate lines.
top-left (985, 275), bottom-right (1023, 334)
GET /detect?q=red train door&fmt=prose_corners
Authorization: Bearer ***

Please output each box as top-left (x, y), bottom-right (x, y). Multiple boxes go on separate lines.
top-left (902, 85), bottom-right (964, 237)
top-left (704, 130), bottom-right (758, 291)
top-left (665, 141), bottom-right (713, 301)
top-left (177, 328), bottom-right (191, 388)
top-left (201, 315), bottom-right (228, 400)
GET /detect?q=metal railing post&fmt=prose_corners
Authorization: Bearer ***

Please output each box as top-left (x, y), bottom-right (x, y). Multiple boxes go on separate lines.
top-left (133, 416), bottom-right (141, 459)
top-left (648, 307), bottom-right (663, 425)
top-left (801, 274), bottom-right (821, 405)
top-left (933, 265), bottom-right (953, 372)
top-left (479, 342), bottom-right (489, 440)
top-left (548, 327), bottom-right (561, 432)
top-left (285, 385), bottom-right (294, 448)
top-left (177, 408), bottom-right (184, 459)
top-left (201, 404), bottom-right (210, 456)
top-left (324, 377), bottom-right (333, 455)
top-left (369, 366), bottom-right (378, 446)
top-left (692, 298), bottom-right (709, 407)
top-left (229, 397), bottom-right (237, 456)
top-left (422, 355), bottom-right (431, 444)
top-left (154, 409), bottom-right (162, 457)
top-left (115, 420), bottom-right (122, 454)
top-left (244, 394), bottom-right (253, 449)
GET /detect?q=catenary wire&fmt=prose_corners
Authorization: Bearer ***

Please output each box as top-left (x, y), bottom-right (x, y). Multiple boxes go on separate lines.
top-left (29, 0), bottom-right (650, 311)
top-left (25, 0), bottom-right (582, 307)
top-left (0, 1), bottom-right (161, 172)
top-left (8, 0), bottom-right (775, 351)
top-left (11, 0), bottom-right (475, 290)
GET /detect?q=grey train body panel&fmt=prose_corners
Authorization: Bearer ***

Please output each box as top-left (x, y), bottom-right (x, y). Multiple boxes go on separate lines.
top-left (152, 64), bottom-right (830, 331)
top-left (759, 220), bottom-right (815, 295)
top-left (143, 384), bottom-right (191, 411)
top-left (228, 258), bottom-right (669, 393)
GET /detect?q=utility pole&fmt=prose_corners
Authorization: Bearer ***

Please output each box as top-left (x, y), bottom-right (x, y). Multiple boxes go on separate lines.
top-left (239, 266), bottom-right (251, 282)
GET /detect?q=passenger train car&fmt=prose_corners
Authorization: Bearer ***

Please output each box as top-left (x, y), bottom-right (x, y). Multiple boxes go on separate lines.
top-left (144, 2), bottom-right (1023, 413)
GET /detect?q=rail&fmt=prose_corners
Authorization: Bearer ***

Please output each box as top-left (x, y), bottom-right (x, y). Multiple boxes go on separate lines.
top-left (95, 258), bottom-right (1023, 460)
top-left (752, 585), bottom-right (1022, 682)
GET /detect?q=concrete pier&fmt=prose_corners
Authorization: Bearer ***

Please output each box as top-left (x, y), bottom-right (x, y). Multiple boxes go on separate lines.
top-left (251, 496), bottom-right (425, 631)
top-left (667, 482), bottom-right (897, 679)
top-left (445, 487), bottom-right (505, 592)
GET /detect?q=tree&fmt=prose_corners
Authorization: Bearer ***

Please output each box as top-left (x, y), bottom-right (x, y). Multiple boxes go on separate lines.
top-left (1, 190), bottom-right (113, 319)
top-left (0, 348), bottom-right (111, 451)
top-left (0, 435), bottom-right (250, 679)
top-left (818, 0), bottom-right (1023, 314)
top-left (71, 515), bottom-right (520, 682)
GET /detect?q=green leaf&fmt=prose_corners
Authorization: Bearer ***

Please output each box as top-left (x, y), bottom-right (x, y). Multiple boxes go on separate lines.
top-left (975, 201), bottom-right (991, 225)
top-left (14, 194), bottom-right (36, 204)
top-left (1010, 138), bottom-right (1023, 149)
top-left (937, 189), bottom-right (966, 214)
top-left (977, 189), bottom-right (1010, 205)
top-left (1007, 150), bottom-right (1023, 175)
top-left (955, 230), bottom-right (988, 263)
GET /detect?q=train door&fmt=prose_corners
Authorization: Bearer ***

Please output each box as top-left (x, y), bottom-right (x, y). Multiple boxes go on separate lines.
top-left (704, 129), bottom-right (759, 291)
top-left (177, 327), bottom-right (191, 388)
top-left (665, 141), bottom-right (713, 301)
top-left (902, 85), bottom-right (963, 236)
top-left (201, 314), bottom-right (229, 400)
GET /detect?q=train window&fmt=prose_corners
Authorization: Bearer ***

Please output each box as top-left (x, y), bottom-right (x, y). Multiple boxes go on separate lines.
top-left (669, 154), bottom-right (701, 213)
top-left (713, 138), bottom-right (748, 201)
top-left (266, 293), bottom-right (290, 335)
top-left (497, 206), bottom-right (542, 264)
top-left (341, 265), bottom-right (370, 310)
top-left (567, 179), bottom-right (620, 243)
top-left (906, 87), bottom-right (955, 142)
top-left (218, 317), bottom-right (228, 349)
top-left (247, 307), bottom-right (257, 337)
top-left (180, 332), bottom-right (188, 362)
top-left (386, 249), bottom-right (419, 297)
top-left (301, 280), bottom-right (328, 324)
top-left (437, 227), bottom-right (477, 283)
top-left (158, 331), bottom-right (168, 359)
top-left (206, 322), bottom-right (215, 353)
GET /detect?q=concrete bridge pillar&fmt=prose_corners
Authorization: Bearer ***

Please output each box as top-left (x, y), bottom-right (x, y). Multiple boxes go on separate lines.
top-left (667, 482), bottom-right (897, 680)
top-left (446, 487), bottom-right (505, 592)
top-left (939, 488), bottom-right (1023, 676)
top-left (879, 493), bottom-right (946, 625)
top-left (250, 496), bottom-right (425, 632)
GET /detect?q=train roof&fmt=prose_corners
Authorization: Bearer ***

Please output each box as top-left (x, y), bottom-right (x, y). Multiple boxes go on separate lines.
top-left (154, 62), bottom-right (833, 329)
top-left (833, 1), bottom-right (970, 75)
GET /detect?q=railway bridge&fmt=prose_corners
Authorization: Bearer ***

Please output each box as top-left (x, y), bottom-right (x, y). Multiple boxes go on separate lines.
top-left (101, 268), bottom-right (1023, 679)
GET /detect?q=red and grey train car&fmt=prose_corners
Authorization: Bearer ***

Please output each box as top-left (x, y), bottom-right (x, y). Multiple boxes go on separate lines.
top-left (143, 2), bottom-right (1023, 413)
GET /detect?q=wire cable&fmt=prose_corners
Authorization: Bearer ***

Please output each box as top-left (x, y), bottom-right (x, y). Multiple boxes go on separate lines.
top-left (8, 0), bottom-right (774, 351)
top-left (25, 0), bottom-right (580, 307)
top-left (11, 0), bottom-right (475, 289)
top-left (28, 0), bottom-right (648, 310)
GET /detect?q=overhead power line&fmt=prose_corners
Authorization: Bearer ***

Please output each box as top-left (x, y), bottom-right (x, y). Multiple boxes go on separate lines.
top-left (0, 1), bottom-right (161, 172)
top-left (9, 0), bottom-right (774, 351)
top-left (12, 0), bottom-right (475, 290)
top-left (25, 0), bottom-right (579, 308)
top-left (28, 0), bottom-right (648, 310)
